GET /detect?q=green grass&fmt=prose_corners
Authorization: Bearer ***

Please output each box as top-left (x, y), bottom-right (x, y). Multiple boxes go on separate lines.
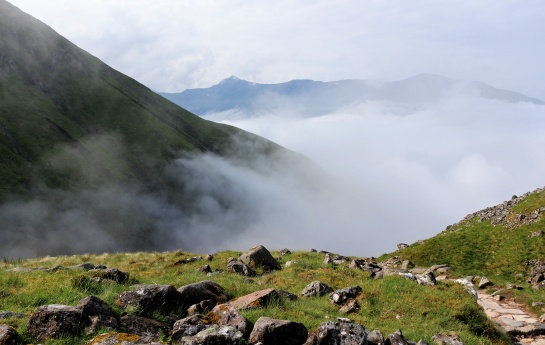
top-left (0, 250), bottom-right (510, 345)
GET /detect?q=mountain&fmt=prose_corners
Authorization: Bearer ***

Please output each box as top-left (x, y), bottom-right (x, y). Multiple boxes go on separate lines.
top-left (159, 74), bottom-right (545, 117)
top-left (0, 1), bottom-right (306, 257)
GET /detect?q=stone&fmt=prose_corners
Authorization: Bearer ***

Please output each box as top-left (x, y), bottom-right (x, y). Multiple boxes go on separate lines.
top-left (367, 329), bottom-right (384, 345)
top-left (177, 281), bottom-right (229, 308)
top-left (397, 243), bottom-right (409, 250)
top-left (87, 332), bottom-right (162, 345)
top-left (285, 261), bottom-right (295, 268)
top-left (398, 272), bottom-right (417, 281)
top-left (26, 304), bottom-right (90, 340)
top-left (248, 317), bottom-right (308, 345)
top-left (227, 261), bottom-right (256, 277)
top-left (279, 248), bottom-right (292, 255)
top-left (225, 288), bottom-right (280, 311)
top-left (205, 254), bottom-right (214, 261)
top-left (179, 325), bottom-right (243, 345)
top-left (187, 300), bottom-right (215, 316)
top-left (315, 319), bottom-right (367, 345)
top-left (0, 312), bottom-right (24, 319)
top-left (530, 231), bottom-right (543, 238)
top-left (401, 260), bottom-right (415, 270)
top-left (205, 304), bottom-right (252, 338)
top-left (386, 329), bottom-right (409, 344)
top-left (301, 281), bottom-right (334, 297)
top-left (417, 272), bottom-right (437, 286)
top-left (115, 284), bottom-right (184, 316)
top-left (0, 324), bottom-right (20, 345)
top-left (118, 315), bottom-right (168, 340)
top-left (455, 278), bottom-right (477, 301)
top-left (339, 299), bottom-right (360, 314)
top-left (76, 295), bottom-right (118, 335)
top-left (196, 265), bottom-right (212, 273)
top-left (431, 333), bottom-right (464, 345)
top-left (89, 268), bottom-right (129, 284)
top-left (171, 315), bottom-right (208, 342)
top-left (425, 264), bottom-right (451, 274)
top-left (279, 290), bottom-right (298, 301)
top-left (478, 276), bottom-right (492, 289)
top-left (238, 245), bottom-right (281, 270)
top-left (329, 286), bottom-right (362, 305)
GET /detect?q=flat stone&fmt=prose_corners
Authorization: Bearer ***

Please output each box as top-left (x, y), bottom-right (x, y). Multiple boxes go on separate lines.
top-left (497, 317), bottom-right (525, 327)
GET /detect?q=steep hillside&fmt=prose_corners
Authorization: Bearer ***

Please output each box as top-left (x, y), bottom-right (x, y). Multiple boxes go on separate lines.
top-left (0, 1), bottom-right (307, 257)
top-left (159, 74), bottom-right (545, 117)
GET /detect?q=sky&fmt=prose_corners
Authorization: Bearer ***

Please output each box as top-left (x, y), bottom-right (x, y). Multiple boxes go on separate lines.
top-left (8, 0), bottom-right (545, 100)
top-left (3, 0), bottom-right (545, 257)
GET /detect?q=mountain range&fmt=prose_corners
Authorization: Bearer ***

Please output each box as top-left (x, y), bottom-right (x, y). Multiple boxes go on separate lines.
top-left (159, 74), bottom-right (545, 117)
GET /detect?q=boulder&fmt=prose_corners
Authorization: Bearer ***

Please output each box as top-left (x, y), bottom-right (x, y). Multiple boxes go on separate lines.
top-left (279, 248), bottom-right (292, 255)
top-left (315, 319), bottom-right (367, 345)
top-left (0, 324), bottom-right (20, 345)
top-left (225, 288), bottom-right (280, 311)
top-left (238, 245), bottom-right (281, 270)
top-left (329, 286), bottom-right (362, 305)
top-left (367, 329), bottom-right (384, 345)
top-left (401, 260), bottom-right (414, 270)
top-left (26, 304), bottom-right (89, 340)
top-left (454, 278), bottom-right (477, 301)
top-left (279, 290), bottom-right (299, 301)
top-left (171, 315), bottom-right (208, 342)
top-left (118, 315), bottom-right (168, 340)
top-left (178, 281), bottom-right (229, 307)
top-left (478, 276), bottom-right (492, 289)
top-left (385, 329), bottom-right (409, 344)
top-left (227, 261), bottom-right (256, 277)
top-left (89, 268), bottom-right (129, 283)
top-left (187, 300), bottom-right (215, 316)
top-left (301, 281), bottom-right (333, 297)
top-left (179, 325), bottom-right (243, 345)
top-left (205, 304), bottom-right (252, 338)
top-left (87, 332), bottom-right (162, 345)
top-left (339, 299), bottom-right (360, 314)
top-left (397, 243), bottom-right (409, 250)
top-left (248, 317), bottom-right (308, 345)
top-left (196, 265), bottom-right (212, 273)
top-left (115, 284), bottom-right (184, 316)
top-left (431, 333), bottom-right (464, 345)
top-left (417, 272), bottom-right (437, 286)
top-left (76, 295), bottom-right (118, 335)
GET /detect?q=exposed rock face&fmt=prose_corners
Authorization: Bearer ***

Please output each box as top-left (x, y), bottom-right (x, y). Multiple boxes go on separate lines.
top-left (118, 315), bottom-right (168, 340)
top-left (205, 305), bottom-right (252, 338)
top-left (179, 325), bottom-right (243, 345)
top-left (26, 304), bottom-right (89, 340)
top-left (301, 281), bottom-right (334, 297)
top-left (76, 295), bottom-right (118, 335)
top-left (238, 245), bottom-right (281, 270)
top-left (248, 317), bottom-right (308, 345)
top-left (177, 281), bottom-right (229, 308)
top-left (171, 315), bottom-right (208, 342)
top-left (225, 288), bottom-right (280, 311)
top-left (227, 261), bottom-right (256, 277)
top-left (315, 319), bottom-right (367, 345)
top-left (329, 286), bottom-right (362, 305)
top-left (0, 324), bottom-right (20, 345)
top-left (115, 284), bottom-right (184, 316)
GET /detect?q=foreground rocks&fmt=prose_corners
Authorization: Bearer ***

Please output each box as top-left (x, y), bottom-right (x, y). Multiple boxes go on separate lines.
top-left (248, 317), bottom-right (308, 345)
top-left (26, 304), bottom-right (89, 340)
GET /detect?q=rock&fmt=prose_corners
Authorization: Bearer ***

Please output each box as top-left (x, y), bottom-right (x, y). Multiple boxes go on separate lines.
top-left (416, 340), bottom-right (430, 345)
top-left (88, 268), bottom-right (129, 284)
top-left (227, 261), bottom-right (256, 277)
top-left (248, 317), bottom-right (308, 345)
top-left (493, 295), bottom-right (505, 301)
top-left (279, 248), bottom-right (292, 255)
top-left (179, 325), bottom-right (243, 345)
top-left (205, 304), bottom-right (252, 338)
top-left (0, 312), bottom-right (24, 319)
top-left (69, 263), bottom-right (102, 271)
top-left (367, 329), bottom-right (384, 345)
top-left (196, 265), bottom-right (212, 273)
top-left (530, 231), bottom-right (543, 238)
top-left (397, 243), bottom-right (409, 250)
top-left (339, 299), bottom-right (360, 314)
top-left (76, 295), bottom-right (118, 335)
top-left (301, 281), bottom-right (334, 297)
top-left (401, 260), bottom-right (415, 270)
top-left (285, 261), bottom-right (295, 268)
top-left (118, 315), bottom-right (168, 340)
top-left (205, 254), bottom-right (214, 261)
top-left (417, 272), bottom-right (437, 286)
top-left (455, 278), bottom-right (477, 301)
top-left (225, 288), bottom-right (280, 311)
top-left (178, 281), bottom-right (229, 308)
top-left (310, 249), bottom-right (317, 253)
top-left (26, 304), bottom-right (90, 340)
top-left (87, 332), bottom-right (162, 345)
top-left (0, 324), bottom-right (20, 345)
top-left (279, 290), bottom-right (298, 301)
top-left (115, 284), bottom-right (184, 316)
top-left (187, 300), bottom-right (215, 316)
top-left (238, 245), bottom-right (281, 270)
top-left (425, 264), bottom-right (451, 274)
top-left (431, 333), bottom-right (464, 345)
top-left (315, 319), bottom-right (367, 344)
top-left (329, 286), bottom-right (362, 305)
top-left (478, 276), bottom-right (492, 289)
top-left (386, 329), bottom-right (409, 344)
top-left (171, 315), bottom-right (208, 342)
top-left (398, 272), bottom-right (417, 281)
top-left (173, 256), bottom-right (202, 265)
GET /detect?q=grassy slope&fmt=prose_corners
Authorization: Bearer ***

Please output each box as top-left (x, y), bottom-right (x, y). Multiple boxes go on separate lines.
top-left (0, 250), bottom-right (509, 345)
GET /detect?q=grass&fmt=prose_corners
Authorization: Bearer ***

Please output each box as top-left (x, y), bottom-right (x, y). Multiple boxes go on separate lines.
top-left (0, 249), bottom-right (510, 345)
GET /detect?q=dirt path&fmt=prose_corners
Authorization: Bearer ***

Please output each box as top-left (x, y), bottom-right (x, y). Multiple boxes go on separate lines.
top-left (478, 293), bottom-right (545, 344)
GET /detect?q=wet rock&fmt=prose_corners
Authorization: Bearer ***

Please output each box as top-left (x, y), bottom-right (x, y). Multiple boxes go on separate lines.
top-left (178, 281), bottom-right (229, 308)
top-left (171, 315), bottom-right (208, 342)
top-left (118, 315), bottom-right (168, 340)
top-left (205, 304), bottom-right (252, 338)
top-left (248, 317), bottom-right (308, 345)
top-left (179, 325), bottom-right (243, 345)
top-left (76, 295), bottom-right (118, 335)
top-left (227, 261), bottom-right (256, 277)
top-left (329, 286), bottom-right (362, 305)
top-left (225, 288), bottom-right (280, 311)
top-left (0, 324), bottom-right (20, 345)
top-left (385, 329), bottom-right (409, 344)
top-left (115, 284), bottom-right (184, 316)
top-left (26, 304), bottom-right (89, 340)
top-left (315, 319), bottom-right (367, 345)
top-left (239, 245), bottom-right (281, 270)
top-left (89, 268), bottom-right (129, 284)
top-left (301, 281), bottom-right (333, 297)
